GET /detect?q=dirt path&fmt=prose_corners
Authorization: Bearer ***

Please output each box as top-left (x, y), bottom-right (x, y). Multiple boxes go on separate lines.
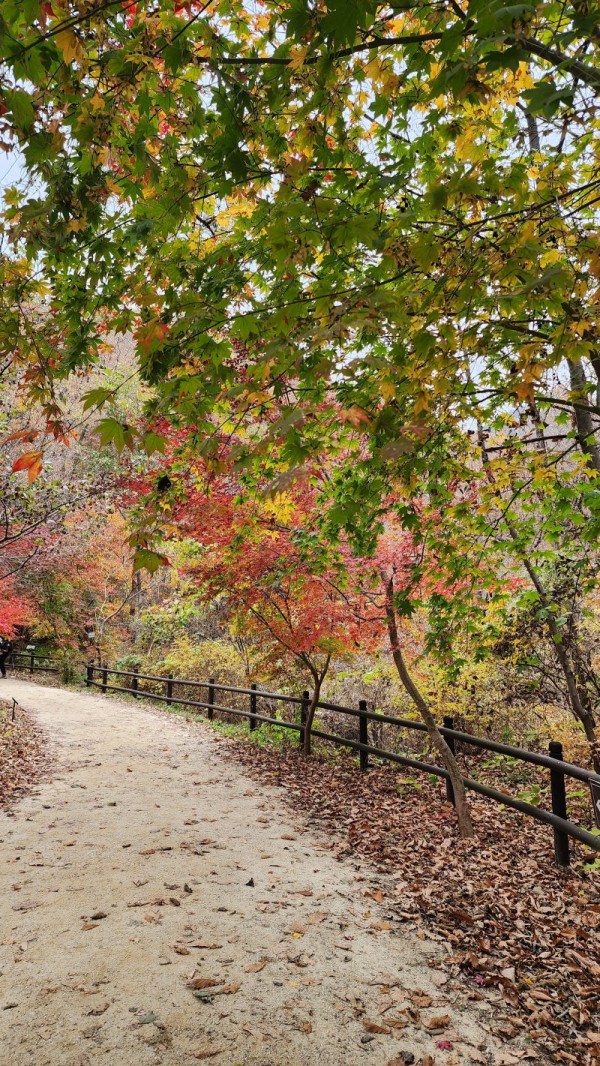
top-left (0, 681), bottom-right (510, 1066)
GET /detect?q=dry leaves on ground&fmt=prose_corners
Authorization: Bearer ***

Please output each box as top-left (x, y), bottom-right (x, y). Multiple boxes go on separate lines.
top-left (219, 737), bottom-right (600, 1066)
top-left (0, 698), bottom-right (51, 809)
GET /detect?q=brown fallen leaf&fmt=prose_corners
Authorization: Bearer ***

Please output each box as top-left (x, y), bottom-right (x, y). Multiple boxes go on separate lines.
top-left (409, 992), bottom-right (433, 1008)
top-left (174, 945), bottom-right (190, 956)
top-left (220, 984), bottom-right (240, 994)
top-left (81, 922), bottom-right (99, 931)
top-left (425, 1013), bottom-right (450, 1030)
top-left (245, 958), bottom-right (269, 973)
top-left (187, 978), bottom-right (223, 991)
top-left (89, 911), bottom-right (107, 921)
top-left (363, 1019), bottom-right (392, 1035)
top-left (194, 1050), bottom-right (224, 1061)
top-left (306, 912), bottom-right (328, 925)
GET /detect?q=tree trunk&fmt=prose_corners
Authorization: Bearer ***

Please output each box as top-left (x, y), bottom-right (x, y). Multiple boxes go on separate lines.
top-left (567, 358), bottom-right (600, 473)
top-left (383, 577), bottom-right (474, 838)
top-left (303, 657), bottom-right (329, 755)
top-left (507, 532), bottom-right (600, 772)
top-left (478, 422), bottom-right (600, 771)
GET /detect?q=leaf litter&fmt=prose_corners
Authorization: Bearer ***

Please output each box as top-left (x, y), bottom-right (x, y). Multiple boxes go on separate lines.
top-left (220, 736), bottom-right (600, 1065)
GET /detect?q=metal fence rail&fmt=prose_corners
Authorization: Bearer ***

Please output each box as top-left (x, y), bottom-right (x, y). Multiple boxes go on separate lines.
top-left (11, 654), bottom-right (600, 865)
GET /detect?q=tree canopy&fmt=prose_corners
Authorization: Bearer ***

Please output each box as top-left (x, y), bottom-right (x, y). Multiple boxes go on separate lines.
top-left (2, 0), bottom-right (600, 814)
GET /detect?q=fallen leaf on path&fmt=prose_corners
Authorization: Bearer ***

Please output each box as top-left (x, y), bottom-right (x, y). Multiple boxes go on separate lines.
top-left (287, 953), bottom-right (311, 967)
top-left (426, 1014), bottom-right (450, 1030)
top-left (306, 911), bottom-right (328, 925)
top-left (81, 922), bottom-right (99, 931)
top-left (409, 992), bottom-right (433, 1008)
top-left (363, 1020), bottom-right (392, 1035)
top-left (245, 958), bottom-right (269, 973)
top-left (365, 889), bottom-right (386, 903)
top-left (187, 978), bottom-right (223, 991)
top-left (194, 1050), bottom-right (224, 1060)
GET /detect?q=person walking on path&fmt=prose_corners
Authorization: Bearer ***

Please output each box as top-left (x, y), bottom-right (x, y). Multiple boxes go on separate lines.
top-left (0, 635), bottom-right (13, 678)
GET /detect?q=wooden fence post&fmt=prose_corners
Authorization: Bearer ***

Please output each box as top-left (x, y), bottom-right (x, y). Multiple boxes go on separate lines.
top-left (359, 699), bottom-right (369, 771)
top-left (131, 665), bottom-right (139, 698)
top-left (86, 662), bottom-right (93, 688)
top-left (101, 664), bottom-right (108, 693)
top-left (166, 673), bottom-right (173, 706)
top-left (29, 651), bottom-right (34, 674)
top-left (443, 715), bottom-right (456, 806)
top-left (207, 678), bottom-right (215, 720)
top-left (299, 690), bottom-right (309, 748)
top-left (549, 740), bottom-right (570, 867)
top-left (250, 682), bottom-right (257, 731)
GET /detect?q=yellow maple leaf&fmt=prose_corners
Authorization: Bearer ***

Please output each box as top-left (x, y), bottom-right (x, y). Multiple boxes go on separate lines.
top-left (288, 45), bottom-right (309, 70)
top-left (56, 29), bottom-right (84, 66)
top-left (540, 248), bottom-right (561, 268)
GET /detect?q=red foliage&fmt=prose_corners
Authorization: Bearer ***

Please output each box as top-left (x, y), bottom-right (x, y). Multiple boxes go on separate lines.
top-left (0, 581), bottom-right (34, 638)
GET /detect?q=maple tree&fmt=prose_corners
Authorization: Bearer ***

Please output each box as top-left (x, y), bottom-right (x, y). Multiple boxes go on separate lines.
top-left (0, 577), bottom-right (34, 638)
top-left (171, 475), bottom-right (378, 755)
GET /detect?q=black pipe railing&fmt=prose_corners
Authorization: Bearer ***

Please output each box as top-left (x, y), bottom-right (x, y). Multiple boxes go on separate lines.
top-left (12, 654), bottom-right (600, 864)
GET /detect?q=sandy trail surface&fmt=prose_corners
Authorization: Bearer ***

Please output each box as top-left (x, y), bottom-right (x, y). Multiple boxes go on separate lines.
top-left (0, 680), bottom-right (508, 1066)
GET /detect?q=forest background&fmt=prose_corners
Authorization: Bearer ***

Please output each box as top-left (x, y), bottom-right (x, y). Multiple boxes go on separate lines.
top-left (1, 0), bottom-right (600, 837)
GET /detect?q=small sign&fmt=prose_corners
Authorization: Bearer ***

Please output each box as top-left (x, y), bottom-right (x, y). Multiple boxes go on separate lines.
top-left (591, 780), bottom-right (600, 830)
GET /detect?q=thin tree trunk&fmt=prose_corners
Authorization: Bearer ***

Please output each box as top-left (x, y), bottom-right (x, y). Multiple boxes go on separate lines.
top-left (567, 358), bottom-right (600, 473)
top-left (506, 532), bottom-right (600, 772)
top-left (383, 577), bottom-right (474, 838)
top-left (303, 656), bottom-right (330, 755)
top-left (478, 422), bottom-right (600, 770)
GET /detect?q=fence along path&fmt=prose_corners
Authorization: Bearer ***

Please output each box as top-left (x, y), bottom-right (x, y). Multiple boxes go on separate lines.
top-left (11, 651), bottom-right (600, 867)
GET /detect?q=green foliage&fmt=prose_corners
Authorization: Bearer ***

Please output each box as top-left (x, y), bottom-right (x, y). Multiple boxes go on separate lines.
top-left (146, 637), bottom-right (248, 690)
